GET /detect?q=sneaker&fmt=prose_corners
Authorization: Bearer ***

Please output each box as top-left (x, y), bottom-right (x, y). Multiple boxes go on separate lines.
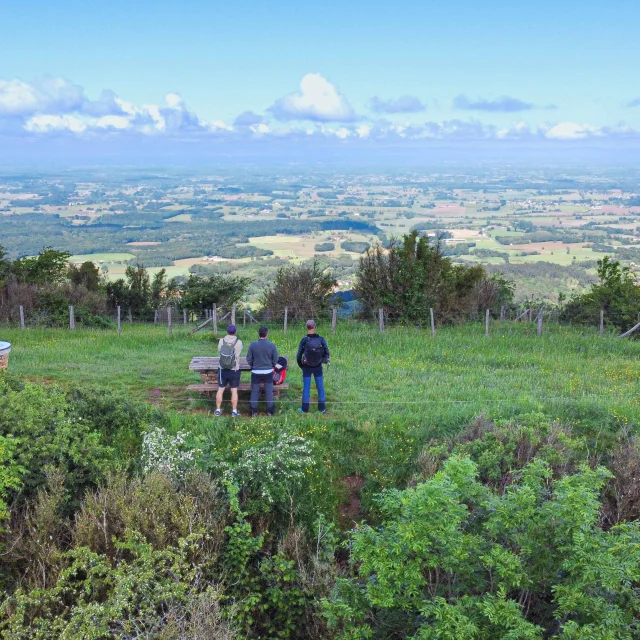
top-left (214, 409), bottom-right (222, 416)
top-left (250, 411), bottom-right (257, 418)
top-left (320, 410), bottom-right (326, 414)
top-left (298, 408), bottom-right (307, 414)
top-left (231, 410), bottom-right (239, 417)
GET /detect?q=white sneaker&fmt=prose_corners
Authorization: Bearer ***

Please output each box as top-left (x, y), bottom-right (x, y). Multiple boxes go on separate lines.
top-left (232, 410), bottom-right (239, 417)
top-left (214, 409), bottom-right (222, 416)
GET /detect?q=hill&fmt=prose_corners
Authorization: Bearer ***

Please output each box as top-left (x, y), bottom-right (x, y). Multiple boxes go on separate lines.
top-left (1, 321), bottom-right (639, 637)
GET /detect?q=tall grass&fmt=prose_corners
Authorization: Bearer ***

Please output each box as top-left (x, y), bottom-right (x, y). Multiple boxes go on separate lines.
top-left (2, 320), bottom-right (639, 492)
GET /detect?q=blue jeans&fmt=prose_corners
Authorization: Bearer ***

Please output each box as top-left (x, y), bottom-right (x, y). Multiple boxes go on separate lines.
top-left (301, 368), bottom-right (326, 412)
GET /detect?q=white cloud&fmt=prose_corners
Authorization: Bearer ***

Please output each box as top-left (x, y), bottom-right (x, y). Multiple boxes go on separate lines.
top-left (0, 77), bottom-right (85, 115)
top-left (268, 73), bottom-right (356, 122)
top-left (544, 121), bottom-right (602, 140)
top-left (24, 114), bottom-right (87, 134)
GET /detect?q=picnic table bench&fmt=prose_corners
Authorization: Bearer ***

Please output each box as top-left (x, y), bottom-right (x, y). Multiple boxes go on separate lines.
top-left (188, 356), bottom-right (289, 395)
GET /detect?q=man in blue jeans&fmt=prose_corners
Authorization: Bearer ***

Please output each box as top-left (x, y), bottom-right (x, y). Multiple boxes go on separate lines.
top-left (296, 319), bottom-right (330, 413)
top-left (247, 326), bottom-right (279, 417)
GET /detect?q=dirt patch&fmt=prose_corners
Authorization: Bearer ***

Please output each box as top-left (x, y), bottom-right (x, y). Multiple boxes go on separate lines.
top-left (148, 388), bottom-right (162, 405)
top-left (339, 474), bottom-right (365, 524)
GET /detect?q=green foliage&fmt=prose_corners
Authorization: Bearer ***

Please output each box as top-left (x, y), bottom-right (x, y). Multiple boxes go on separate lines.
top-left (0, 436), bottom-right (25, 527)
top-left (178, 273), bottom-right (251, 312)
top-left (314, 242), bottom-right (335, 252)
top-left (355, 231), bottom-right (513, 324)
top-left (341, 241), bottom-right (370, 254)
top-left (260, 259), bottom-right (337, 322)
top-left (68, 261), bottom-right (101, 291)
top-left (562, 256), bottom-right (640, 331)
top-left (10, 248), bottom-right (71, 285)
top-left (325, 457), bottom-right (640, 639)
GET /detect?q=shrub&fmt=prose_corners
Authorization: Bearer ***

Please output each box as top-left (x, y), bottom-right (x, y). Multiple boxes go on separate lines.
top-left (341, 241), bottom-right (369, 254)
top-left (314, 242), bottom-right (335, 252)
top-left (141, 426), bottom-right (198, 481)
top-left (260, 259), bottom-right (337, 322)
top-left (324, 457), bottom-right (640, 639)
top-left (355, 231), bottom-right (514, 324)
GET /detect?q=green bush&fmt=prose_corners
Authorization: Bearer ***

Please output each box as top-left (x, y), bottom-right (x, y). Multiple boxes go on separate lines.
top-left (324, 457), bottom-right (640, 639)
top-left (314, 242), bottom-right (335, 252)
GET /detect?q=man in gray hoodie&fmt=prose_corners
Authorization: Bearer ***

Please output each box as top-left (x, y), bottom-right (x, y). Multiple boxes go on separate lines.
top-left (246, 326), bottom-right (279, 416)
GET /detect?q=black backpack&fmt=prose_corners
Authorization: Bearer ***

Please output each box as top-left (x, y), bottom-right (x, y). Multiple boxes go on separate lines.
top-left (302, 335), bottom-right (324, 367)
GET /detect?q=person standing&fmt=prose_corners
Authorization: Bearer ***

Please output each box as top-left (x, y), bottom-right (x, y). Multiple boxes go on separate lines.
top-left (246, 326), bottom-right (279, 417)
top-left (215, 324), bottom-right (243, 417)
top-left (297, 319), bottom-right (330, 413)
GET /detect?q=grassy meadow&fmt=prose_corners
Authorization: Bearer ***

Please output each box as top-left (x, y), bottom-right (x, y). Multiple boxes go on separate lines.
top-left (3, 320), bottom-right (640, 495)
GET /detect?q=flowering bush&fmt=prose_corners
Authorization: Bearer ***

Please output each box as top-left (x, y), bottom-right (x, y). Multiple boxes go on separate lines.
top-left (224, 433), bottom-right (316, 517)
top-left (141, 426), bottom-right (197, 481)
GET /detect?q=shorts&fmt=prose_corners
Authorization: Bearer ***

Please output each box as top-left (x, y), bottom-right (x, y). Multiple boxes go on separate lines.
top-left (218, 368), bottom-right (241, 389)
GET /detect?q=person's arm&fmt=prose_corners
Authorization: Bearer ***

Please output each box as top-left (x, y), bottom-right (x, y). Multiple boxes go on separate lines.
top-left (296, 337), bottom-right (306, 368)
top-left (271, 343), bottom-right (279, 367)
top-left (217, 338), bottom-right (223, 354)
top-left (235, 340), bottom-right (243, 370)
top-left (322, 337), bottom-right (330, 363)
top-left (246, 343), bottom-right (254, 369)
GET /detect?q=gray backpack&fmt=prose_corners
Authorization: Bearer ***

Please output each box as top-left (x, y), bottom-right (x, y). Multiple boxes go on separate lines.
top-left (219, 337), bottom-right (238, 369)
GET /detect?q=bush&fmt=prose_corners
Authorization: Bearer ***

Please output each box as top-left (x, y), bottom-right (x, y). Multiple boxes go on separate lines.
top-left (260, 259), bottom-right (337, 322)
top-left (355, 231), bottom-right (514, 324)
top-left (341, 241), bottom-right (369, 254)
top-left (314, 242), bottom-right (335, 252)
top-left (561, 256), bottom-right (640, 332)
top-left (324, 457), bottom-right (640, 639)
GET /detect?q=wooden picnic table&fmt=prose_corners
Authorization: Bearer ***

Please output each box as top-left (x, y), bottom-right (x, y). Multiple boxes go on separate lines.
top-left (188, 356), bottom-right (289, 395)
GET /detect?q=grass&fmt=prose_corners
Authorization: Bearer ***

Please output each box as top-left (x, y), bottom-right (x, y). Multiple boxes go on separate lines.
top-left (3, 320), bottom-right (639, 492)
top-left (3, 321), bottom-right (640, 422)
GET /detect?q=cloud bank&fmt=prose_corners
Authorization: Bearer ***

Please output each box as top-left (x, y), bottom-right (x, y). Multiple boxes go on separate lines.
top-left (370, 95), bottom-right (426, 114)
top-left (0, 75), bottom-right (639, 155)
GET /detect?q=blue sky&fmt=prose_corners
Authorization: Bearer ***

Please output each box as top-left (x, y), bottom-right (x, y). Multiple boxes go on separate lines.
top-left (1, 0), bottom-right (640, 161)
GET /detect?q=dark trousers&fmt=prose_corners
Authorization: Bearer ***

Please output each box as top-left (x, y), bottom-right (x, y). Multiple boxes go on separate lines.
top-left (250, 373), bottom-right (274, 414)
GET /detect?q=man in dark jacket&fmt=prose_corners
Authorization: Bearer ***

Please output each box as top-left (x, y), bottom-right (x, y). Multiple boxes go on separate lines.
top-left (247, 326), bottom-right (279, 416)
top-left (297, 319), bottom-right (330, 413)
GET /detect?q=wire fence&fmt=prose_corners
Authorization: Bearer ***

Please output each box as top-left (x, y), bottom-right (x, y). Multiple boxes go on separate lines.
top-left (3, 301), bottom-right (640, 339)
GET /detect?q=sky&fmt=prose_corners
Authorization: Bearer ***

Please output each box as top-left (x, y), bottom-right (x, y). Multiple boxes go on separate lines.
top-left (1, 0), bottom-right (640, 164)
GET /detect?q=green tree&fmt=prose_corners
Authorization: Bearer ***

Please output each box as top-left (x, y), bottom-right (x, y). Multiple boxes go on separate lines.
top-left (11, 248), bottom-right (71, 285)
top-left (68, 261), bottom-right (101, 291)
top-left (260, 259), bottom-right (337, 322)
top-left (179, 274), bottom-right (251, 313)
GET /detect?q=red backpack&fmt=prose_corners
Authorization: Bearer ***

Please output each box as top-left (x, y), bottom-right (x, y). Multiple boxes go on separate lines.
top-left (273, 356), bottom-right (288, 385)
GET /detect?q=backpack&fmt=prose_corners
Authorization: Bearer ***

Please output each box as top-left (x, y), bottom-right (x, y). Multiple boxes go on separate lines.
top-left (302, 335), bottom-right (324, 367)
top-left (219, 337), bottom-right (238, 370)
top-left (273, 356), bottom-right (288, 386)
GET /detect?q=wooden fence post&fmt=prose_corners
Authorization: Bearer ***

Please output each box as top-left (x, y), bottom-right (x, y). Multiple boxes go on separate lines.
top-left (231, 303), bottom-right (236, 326)
top-left (69, 305), bottom-right (75, 331)
top-left (331, 307), bottom-right (337, 334)
top-left (168, 306), bottom-right (172, 336)
top-left (485, 308), bottom-right (490, 337)
top-left (243, 309), bottom-right (246, 328)
top-left (284, 306), bottom-right (288, 334)
top-left (183, 308), bottom-right (187, 325)
top-left (600, 309), bottom-right (604, 336)
top-left (528, 307), bottom-right (533, 322)
top-left (117, 306), bottom-right (121, 335)
top-left (212, 305), bottom-right (217, 333)
top-left (537, 308), bottom-right (543, 336)
top-left (430, 308), bottom-right (435, 337)
top-left (128, 309), bottom-right (133, 324)
top-left (500, 305), bottom-right (505, 321)
top-left (19, 305), bottom-right (25, 330)
top-left (378, 308), bottom-right (384, 332)
top-left (154, 310), bottom-right (158, 325)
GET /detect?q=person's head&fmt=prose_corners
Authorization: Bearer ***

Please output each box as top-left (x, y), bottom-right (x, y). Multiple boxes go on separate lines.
top-left (306, 319), bottom-right (316, 334)
top-left (258, 326), bottom-right (269, 339)
top-left (226, 324), bottom-right (237, 335)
